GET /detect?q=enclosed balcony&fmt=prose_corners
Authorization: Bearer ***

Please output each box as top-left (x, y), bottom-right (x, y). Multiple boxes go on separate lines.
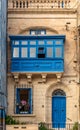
top-left (9, 35), bottom-right (65, 73)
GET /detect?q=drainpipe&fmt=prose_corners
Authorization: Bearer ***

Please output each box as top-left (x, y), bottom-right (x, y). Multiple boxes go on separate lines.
top-left (78, 26), bottom-right (80, 123)
top-left (0, 107), bottom-right (5, 130)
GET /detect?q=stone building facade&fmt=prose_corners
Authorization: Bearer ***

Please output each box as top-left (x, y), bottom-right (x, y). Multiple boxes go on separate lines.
top-left (8, 0), bottom-right (80, 128)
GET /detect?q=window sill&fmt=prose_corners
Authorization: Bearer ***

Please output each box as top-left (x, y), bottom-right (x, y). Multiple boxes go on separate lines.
top-left (12, 114), bottom-right (36, 117)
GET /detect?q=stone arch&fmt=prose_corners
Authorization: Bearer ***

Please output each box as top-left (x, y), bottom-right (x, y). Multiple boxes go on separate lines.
top-left (46, 82), bottom-right (71, 97)
top-left (45, 82), bottom-right (72, 124)
top-left (19, 26), bottom-right (59, 34)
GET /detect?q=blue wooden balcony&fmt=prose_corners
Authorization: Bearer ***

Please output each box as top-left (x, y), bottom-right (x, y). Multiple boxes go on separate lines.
top-left (9, 35), bottom-right (65, 73)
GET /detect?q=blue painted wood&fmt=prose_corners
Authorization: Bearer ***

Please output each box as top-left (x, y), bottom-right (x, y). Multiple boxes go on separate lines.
top-left (9, 35), bottom-right (65, 40)
top-left (29, 88), bottom-right (32, 114)
top-left (11, 59), bottom-right (64, 72)
top-left (52, 96), bottom-right (66, 128)
top-left (16, 88), bottom-right (20, 114)
top-left (9, 35), bottom-right (65, 72)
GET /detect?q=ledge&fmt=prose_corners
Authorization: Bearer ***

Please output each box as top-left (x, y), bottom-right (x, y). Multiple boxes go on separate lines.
top-left (12, 114), bottom-right (36, 117)
top-left (8, 8), bottom-right (77, 14)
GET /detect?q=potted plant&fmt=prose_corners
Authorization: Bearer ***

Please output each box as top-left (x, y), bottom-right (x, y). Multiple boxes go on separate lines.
top-left (18, 100), bottom-right (30, 114)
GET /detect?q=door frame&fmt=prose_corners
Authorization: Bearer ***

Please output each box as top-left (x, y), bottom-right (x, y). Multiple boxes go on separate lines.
top-left (52, 90), bottom-right (66, 128)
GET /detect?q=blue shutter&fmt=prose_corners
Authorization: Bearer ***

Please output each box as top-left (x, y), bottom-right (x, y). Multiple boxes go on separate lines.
top-left (16, 88), bottom-right (20, 114)
top-left (29, 88), bottom-right (32, 114)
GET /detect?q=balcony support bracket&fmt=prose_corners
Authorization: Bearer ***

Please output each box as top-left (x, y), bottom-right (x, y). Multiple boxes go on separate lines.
top-left (13, 73), bottom-right (19, 83)
top-left (56, 73), bottom-right (62, 82)
top-left (41, 74), bottom-right (47, 83)
top-left (26, 74), bottom-right (32, 83)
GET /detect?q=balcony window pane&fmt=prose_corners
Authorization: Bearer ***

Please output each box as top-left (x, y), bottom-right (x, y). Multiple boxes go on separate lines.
top-left (13, 48), bottom-right (19, 57)
top-left (14, 41), bottom-right (19, 45)
top-left (30, 41), bottom-right (36, 45)
top-left (21, 41), bottom-right (28, 45)
top-left (55, 41), bottom-right (61, 44)
top-left (47, 41), bottom-right (53, 45)
top-left (38, 41), bottom-right (44, 45)
top-left (55, 48), bottom-right (62, 57)
top-left (47, 47), bottom-right (53, 58)
top-left (21, 48), bottom-right (28, 58)
top-left (30, 48), bottom-right (36, 58)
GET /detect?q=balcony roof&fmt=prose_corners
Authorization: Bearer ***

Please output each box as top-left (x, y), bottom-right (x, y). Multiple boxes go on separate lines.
top-left (9, 35), bottom-right (66, 40)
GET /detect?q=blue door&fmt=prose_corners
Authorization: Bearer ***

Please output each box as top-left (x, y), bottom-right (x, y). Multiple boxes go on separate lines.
top-left (52, 95), bottom-right (66, 128)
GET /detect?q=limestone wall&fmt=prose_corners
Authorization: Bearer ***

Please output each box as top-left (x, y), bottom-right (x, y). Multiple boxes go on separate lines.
top-left (7, 4), bottom-right (80, 125)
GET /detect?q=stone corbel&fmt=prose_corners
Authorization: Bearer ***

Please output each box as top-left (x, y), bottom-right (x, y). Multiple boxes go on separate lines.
top-left (56, 73), bottom-right (62, 82)
top-left (26, 74), bottom-right (32, 83)
top-left (41, 74), bottom-right (47, 83)
top-left (13, 73), bottom-right (19, 83)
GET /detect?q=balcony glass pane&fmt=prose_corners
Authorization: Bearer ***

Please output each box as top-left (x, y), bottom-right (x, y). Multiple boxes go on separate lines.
top-left (14, 41), bottom-right (19, 45)
top-left (55, 41), bottom-right (61, 44)
top-left (30, 41), bottom-right (36, 45)
top-left (21, 48), bottom-right (28, 58)
top-left (47, 47), bottom-right (53, 58)
top-left (13, 48), bottom-right (19, 57)
top-left (55, 48), bottom-right (62, 57)
top-left (38, 41), bottom-right (44, 45)
top-left (30, 48), bottom-right (36, 58)
top-left (47, 41), bottom-right (53, 45)
top-left (21, 41), bottom-right (28, 45)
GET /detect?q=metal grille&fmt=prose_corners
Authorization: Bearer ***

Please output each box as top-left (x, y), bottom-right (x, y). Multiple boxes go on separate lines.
top-left (39, 123), bottom-right (80, 130)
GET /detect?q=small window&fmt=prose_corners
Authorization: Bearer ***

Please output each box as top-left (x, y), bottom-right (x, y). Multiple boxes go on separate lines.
top-left (30, 48), bottom-right (36, 58)
top-left (46, 47), bottom-right (53, 58)
top-left (13, 48), bottom-right (19, 57)
top-left (21, 48), bottom-right (28, 58)
top-left (55, 48), bottom-right (62, 57)
top-left (16, 88), bottom-right (32, 114)
top-left (30, 29), bottom-right (46, 35)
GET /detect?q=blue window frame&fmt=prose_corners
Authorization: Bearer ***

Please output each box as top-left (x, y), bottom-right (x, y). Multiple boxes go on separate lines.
top-left (16, 88), bottom-right (32, 114)
top-left (11, 38), bottom-right (64, 59)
